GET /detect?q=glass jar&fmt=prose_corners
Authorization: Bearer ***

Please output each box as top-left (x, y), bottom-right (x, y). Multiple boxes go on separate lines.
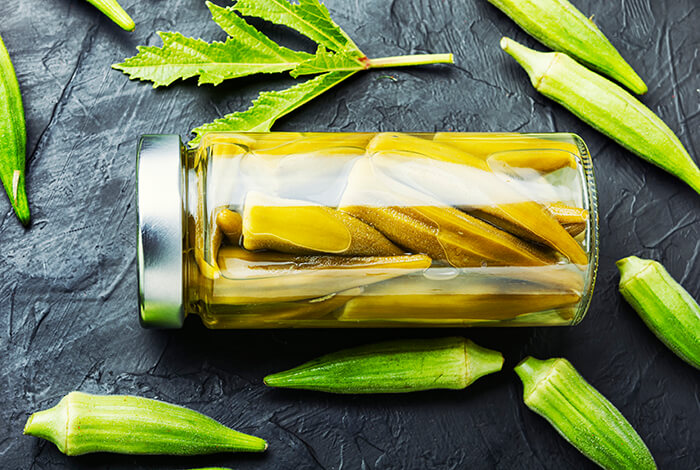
top-left (137, 132), bottom-right (598, 328)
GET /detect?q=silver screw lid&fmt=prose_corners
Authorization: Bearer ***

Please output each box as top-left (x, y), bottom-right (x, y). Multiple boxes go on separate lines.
top-left (136, 135), bottom-right (185, 328)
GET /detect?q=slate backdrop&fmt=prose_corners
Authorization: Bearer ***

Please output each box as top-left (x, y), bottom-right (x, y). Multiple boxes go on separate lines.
top-left (1, 0), bottom-right (698, 468)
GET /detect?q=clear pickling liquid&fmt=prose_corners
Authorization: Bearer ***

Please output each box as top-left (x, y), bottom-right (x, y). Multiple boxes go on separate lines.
top-left (183, 132), bottom-right (598, 328)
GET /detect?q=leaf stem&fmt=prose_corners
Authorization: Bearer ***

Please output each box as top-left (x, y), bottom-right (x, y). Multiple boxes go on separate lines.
top-left (367, 53), bottom-right (453, 69)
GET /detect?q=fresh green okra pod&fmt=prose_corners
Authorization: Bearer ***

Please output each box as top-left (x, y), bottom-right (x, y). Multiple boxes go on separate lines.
top-left (24, 391), bottom-right (267, 455)
top-left (0, 34), bottom-right (30, 225)
top-left (264, 337), bottom-right (504, 393)
top-left (85, 0), bottom-right (135, 31)
top-left (617, 256), bottom-right (700, 369)
top-left (515, 357), bottom-right (656, 470)
top-left (487, 0), bottom-right (647, 94)
top-left (501, 37), bottom-right (700, 196)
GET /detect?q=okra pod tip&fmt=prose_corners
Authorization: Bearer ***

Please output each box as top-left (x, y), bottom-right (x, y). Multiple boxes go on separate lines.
top-left (500, 37), bottom-right (552, 90)
top-left (86, 0), bottom-right (135, 31)
top-left (24, 402), bottom-right (67, 453)
top-left (465, 339), bottom-right (506, 385)
top-left (616, 255), bottom-right (649, 284)
top-left (514, 356), bottom-right (563, 402)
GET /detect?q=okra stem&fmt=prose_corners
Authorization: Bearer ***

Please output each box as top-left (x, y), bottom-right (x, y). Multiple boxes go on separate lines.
top-left (367, 54), bottom-right (454, 68)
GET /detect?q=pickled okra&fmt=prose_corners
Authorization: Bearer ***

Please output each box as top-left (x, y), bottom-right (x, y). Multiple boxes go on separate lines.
top-left (209, 247), bottom-right (430, 304)
top-left (216, 207), bottom-right (242, 244)
top-left (137, 132), bottom-right (597, 328)
top-left (339, 274), bottom-right (581, 323)
top-left (242, 191), bottom-right (403, 256)
top-left (432, 132), bottom-right (579, 162)
top-left (366, 133), bottom-right (588, 264)
top-left (471, 202), bottom-right (588, 240)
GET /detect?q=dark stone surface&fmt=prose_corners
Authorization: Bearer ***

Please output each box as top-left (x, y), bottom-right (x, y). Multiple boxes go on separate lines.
top-left (1, 0), bottom-right (698, 468)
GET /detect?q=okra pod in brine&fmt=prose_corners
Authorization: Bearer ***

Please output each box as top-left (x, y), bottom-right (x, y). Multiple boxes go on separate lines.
top-left (0, 34), bottom-right (30, 225)
top-left (617, 256), bottom-right (700, 369)
top-left (24, 391), bottom-right (267, 455)
top-left (487, 0), bottom-right (647, 94)
top-left (264, 337), bottom-right (504, 393)
top-left (501, 38), bottom-right (700, 196)
top-left (515, 357), bottom-right (656, 470)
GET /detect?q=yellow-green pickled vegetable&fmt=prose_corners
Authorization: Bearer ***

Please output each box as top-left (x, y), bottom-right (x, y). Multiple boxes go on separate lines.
top-left (515, 357), bottom-right (656, 470)
top-left (487, 0), bottom-right (646, 94)
top-left (264, 337), bottom-right (503, 393)
top-left (0, 34), bottom-right (30, 225)
top-left (24, 391), bottom-right (267, 455)
top-left (501, 38), bottom-right (700, 195)
top-left (617, 256), bottom-right (700, 369)
top-left (85, 0), bottom-right (135, 31)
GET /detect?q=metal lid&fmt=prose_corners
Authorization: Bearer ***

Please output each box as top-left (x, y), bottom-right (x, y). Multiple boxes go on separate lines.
top-left (136, 135), bottom-right (185, 328)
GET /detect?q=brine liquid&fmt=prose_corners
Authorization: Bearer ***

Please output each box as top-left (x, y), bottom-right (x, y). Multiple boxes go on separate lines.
top-left (184, 132), bottom-right (597, 328)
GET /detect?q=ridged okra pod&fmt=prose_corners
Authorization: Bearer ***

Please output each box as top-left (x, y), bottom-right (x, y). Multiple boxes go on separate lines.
top-left (487, 0), bottom-right (646, 94)
top-left (501, 37), bottom-right (700, 196)
top-left (264, 337), bottom-right (504, 393)
top-left (0, 34), bottom-right (30, 225)
top-left (515, 357), bottom-right (656, 470)
top-left (85, 0), bottom-right (135, 31)
top-left (24, 391), bottom-right (267, 455)
top-left (617, 256), bottom-right (700, 369)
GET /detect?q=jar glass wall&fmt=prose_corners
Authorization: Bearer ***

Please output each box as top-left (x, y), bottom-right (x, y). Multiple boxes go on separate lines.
top-left (138, 132), bottom-right (598, 328)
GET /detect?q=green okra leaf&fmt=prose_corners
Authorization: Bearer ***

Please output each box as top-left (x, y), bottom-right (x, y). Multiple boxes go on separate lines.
top-left (501, 37), bottom-right (700, 196)
top-left (0, 34), bottom-right (30, 225)
top-left (85, 0), bottom-right (135, 31)
top-left (264, 337), bottom-right (504, 393)
top-left (190, 70), bottom-right (357, 146)
top-left (291, 46), bottom-right (366, 77)
top-left (113, 31), bottom-right (312, 87)
top-left (233, 0), bottom-right (363, 57)
top-left (115, 0), bottom-right (452, 141)
top-left (24, 391), bottom-right (267, 456)
top-left (515, 357), bottom-right (656, 470)
top-left (487, 0), bottom-right (646, 94)
top-left (617, 256), bottom-right (700, 369)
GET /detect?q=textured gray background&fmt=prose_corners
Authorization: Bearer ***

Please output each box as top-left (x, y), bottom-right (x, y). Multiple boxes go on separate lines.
top-left (1, 0), bottom-right (699, 468)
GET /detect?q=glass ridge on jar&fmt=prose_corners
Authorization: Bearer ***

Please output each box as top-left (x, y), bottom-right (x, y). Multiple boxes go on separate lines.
top-left (137, 132), bottom-right (599, 328)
